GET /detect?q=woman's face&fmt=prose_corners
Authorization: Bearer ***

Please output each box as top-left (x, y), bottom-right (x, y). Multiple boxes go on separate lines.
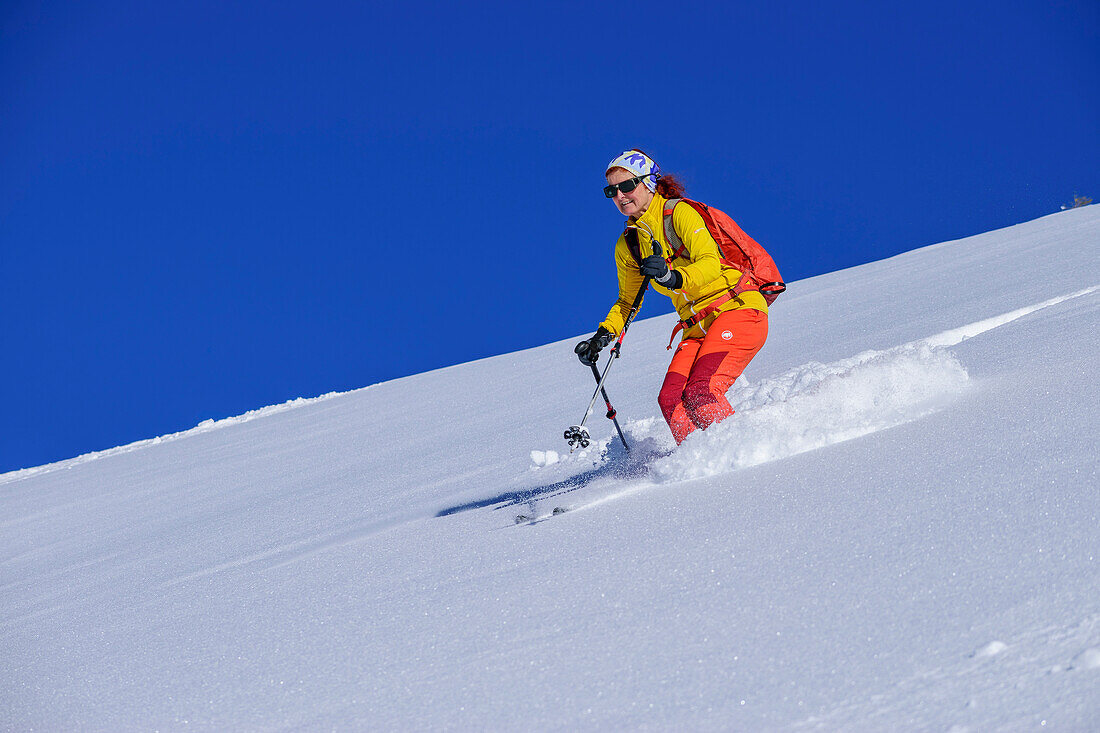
top-left (606, 168), bottom-right (654, 219)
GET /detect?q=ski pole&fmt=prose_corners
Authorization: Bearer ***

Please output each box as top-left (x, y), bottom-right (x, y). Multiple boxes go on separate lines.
top-left (564, 277), bottom-right (650, 450)
top-left (564, 244), bottom-right (659, 451)
top-left (589, 361), bottom-right (630, 452)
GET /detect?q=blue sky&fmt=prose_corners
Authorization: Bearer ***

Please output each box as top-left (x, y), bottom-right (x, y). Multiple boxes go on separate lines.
top-left (2, 0), bottom-right (1097, 473)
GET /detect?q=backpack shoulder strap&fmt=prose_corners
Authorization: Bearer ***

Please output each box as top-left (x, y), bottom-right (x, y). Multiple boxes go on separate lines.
top-left (661, 198), bottom-right (689, 260)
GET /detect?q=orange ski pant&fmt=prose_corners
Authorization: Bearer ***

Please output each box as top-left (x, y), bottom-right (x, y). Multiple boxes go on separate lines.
top-left (658, 308), bottom-right (768, 444)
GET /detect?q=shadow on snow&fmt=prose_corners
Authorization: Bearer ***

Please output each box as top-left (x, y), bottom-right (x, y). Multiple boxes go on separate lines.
top-left (435, 441), bottom-right (661, 518)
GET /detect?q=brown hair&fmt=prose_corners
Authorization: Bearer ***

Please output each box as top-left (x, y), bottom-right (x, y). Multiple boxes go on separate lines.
top-left (655, 174), bottom-right (686, 199)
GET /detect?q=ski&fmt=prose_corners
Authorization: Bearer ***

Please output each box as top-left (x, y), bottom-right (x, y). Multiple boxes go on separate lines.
top-left (513, 506), bottom-right (570, 524)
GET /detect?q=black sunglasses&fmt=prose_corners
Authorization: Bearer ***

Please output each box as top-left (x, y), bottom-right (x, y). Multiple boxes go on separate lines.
top-left (603, 175), bottom-right (650, 198)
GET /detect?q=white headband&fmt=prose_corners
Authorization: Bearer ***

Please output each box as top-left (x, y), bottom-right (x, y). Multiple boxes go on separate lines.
top-left (606, 150), bottom-right (661, 192)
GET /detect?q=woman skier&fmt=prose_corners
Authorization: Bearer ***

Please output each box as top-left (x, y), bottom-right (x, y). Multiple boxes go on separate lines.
top-left (575, 150), bottom-right (772, 445)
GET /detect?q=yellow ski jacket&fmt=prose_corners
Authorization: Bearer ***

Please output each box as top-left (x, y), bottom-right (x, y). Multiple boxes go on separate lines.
top-left (600, 192), bottom-right (768, 341)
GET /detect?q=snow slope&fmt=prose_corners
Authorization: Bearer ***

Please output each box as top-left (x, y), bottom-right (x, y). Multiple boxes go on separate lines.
top-left (3, 206), bottom-right (1099, 731)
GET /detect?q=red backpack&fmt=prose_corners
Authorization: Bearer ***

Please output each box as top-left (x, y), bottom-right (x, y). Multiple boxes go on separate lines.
top-left (661, 198), bottom-right (785, 305)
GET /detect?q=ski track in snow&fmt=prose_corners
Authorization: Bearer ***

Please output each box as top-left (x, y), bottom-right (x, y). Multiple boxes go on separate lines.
top-left (524, 286), bottom-right (1099, 514)
top-left (91, 284), bottom-right (1096, 576)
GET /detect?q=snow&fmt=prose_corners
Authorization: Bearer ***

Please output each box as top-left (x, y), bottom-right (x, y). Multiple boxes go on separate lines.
top-left (2, 206), bottom-right (1099, 730)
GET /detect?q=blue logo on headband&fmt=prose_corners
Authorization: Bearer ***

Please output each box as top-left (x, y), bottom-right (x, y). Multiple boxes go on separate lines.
top-left (625, 153), bottom-right (648, 170)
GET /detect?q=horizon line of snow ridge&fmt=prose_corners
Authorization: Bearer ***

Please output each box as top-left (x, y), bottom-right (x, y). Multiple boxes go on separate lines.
top-left (0, 390), bottom-right (355, 484)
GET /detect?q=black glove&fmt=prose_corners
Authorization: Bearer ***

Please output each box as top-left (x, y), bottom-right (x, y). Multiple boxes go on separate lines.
top-left (575, 327), bottom-right (615, 366)
top-left (639, 253), bottom-right (669, 279)
top-left (640, 253), bottom-right (683, 289)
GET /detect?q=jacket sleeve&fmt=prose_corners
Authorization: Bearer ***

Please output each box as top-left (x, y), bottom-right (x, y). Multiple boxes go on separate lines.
top-left (668, 204), bottom-right (725, 293)
top-left (599, 235), bottom-right (646, 335)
